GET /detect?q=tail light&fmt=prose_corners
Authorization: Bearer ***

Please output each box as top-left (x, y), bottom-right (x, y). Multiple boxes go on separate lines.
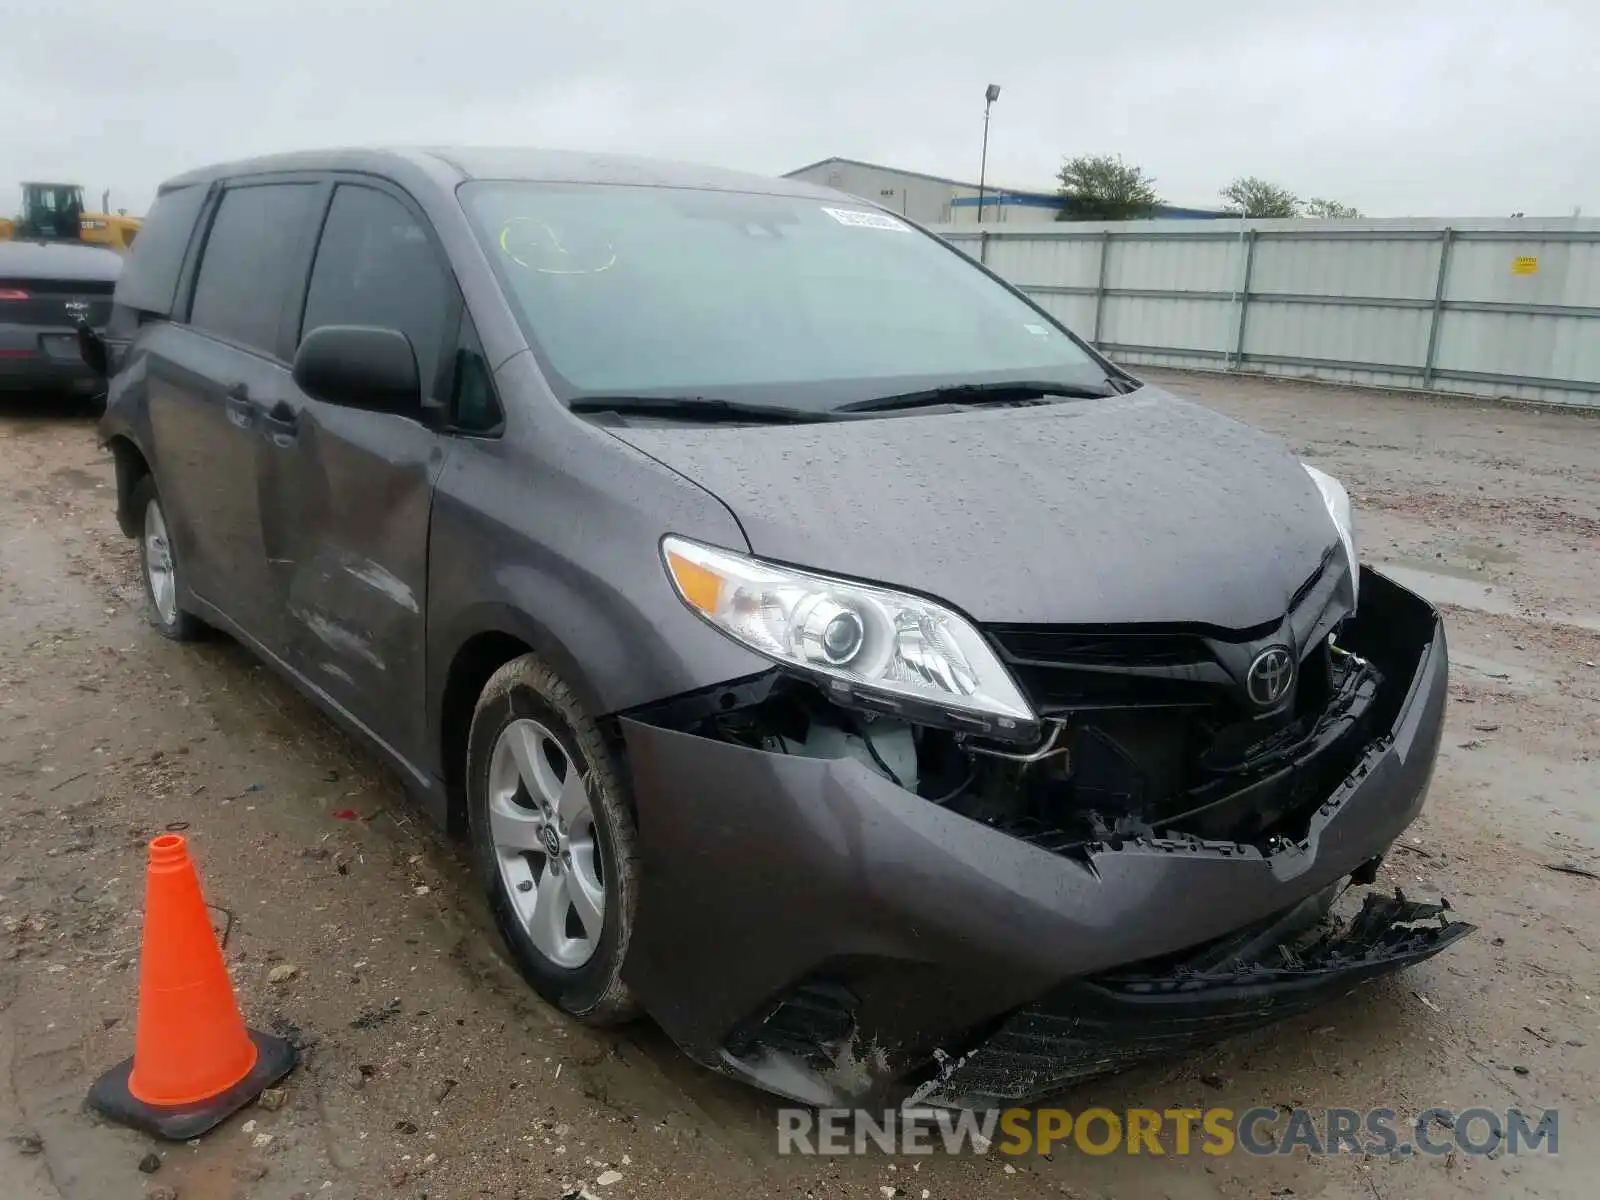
top-left (0, 289), bottom-right (30, 301)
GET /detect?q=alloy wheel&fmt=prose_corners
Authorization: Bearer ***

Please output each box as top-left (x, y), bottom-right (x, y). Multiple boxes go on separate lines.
top-left (486, 718), bottom-right (606, 969)
top-left (143, 498), bottom-right (178, 626)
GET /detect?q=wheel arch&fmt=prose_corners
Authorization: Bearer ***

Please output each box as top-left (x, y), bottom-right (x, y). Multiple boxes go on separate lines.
top-left (105, 434), bottom-right (151, 538)
top-left (433, 607), bottom-right (611, 838)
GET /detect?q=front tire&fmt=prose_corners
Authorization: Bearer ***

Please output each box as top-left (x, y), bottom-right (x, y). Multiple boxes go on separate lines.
top-left (131, 476), bottom-right (203, 641)
top-left (465, 654), bottom-right (640, 1025)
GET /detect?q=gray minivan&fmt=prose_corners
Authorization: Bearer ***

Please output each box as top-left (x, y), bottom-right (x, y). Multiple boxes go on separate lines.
top-left (91, 148), bottom-right (1468, 1110)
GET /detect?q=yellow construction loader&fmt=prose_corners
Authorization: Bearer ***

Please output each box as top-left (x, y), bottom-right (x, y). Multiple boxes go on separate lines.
top-left (0, 182), bottom-right (141, 251)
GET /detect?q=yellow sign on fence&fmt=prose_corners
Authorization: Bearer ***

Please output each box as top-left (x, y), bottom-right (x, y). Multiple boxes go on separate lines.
top-left (1512, 255), bottom-right (1539, 275)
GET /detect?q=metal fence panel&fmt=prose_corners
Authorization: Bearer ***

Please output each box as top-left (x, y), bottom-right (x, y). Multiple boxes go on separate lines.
top-left (933, 218), bottom-right (1600, 408)
top-left (1439, 311), bottom-right (1600, 385)
top-left (987, 234), bottom-right (1098, 289)
top-left (1245, 299), bottom-right (1431, 369)
top-left (1027, 290), bottom-right (1098, 336)
top-left (1112, 236), bottom-right (1240, 293)
top-left (1249, 235), bottom-right (1437, 301)
top-left (1104, 295), bottom-right (1234, 355)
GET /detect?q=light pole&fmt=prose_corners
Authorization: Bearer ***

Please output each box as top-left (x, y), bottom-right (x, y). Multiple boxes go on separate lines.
top-left (977, 83), bottom-right (1001, 225)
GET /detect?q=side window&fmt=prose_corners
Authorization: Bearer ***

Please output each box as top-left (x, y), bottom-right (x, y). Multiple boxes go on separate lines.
top-left (450, 315), bottom-right (504, 435)
top-left (189, 183), bottom-right (319, 354)
top-left (299, 185), bottom-right (451, 399)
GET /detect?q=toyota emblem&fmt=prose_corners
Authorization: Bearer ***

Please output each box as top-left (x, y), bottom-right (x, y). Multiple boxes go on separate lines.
top-left (1246, 646), bottom-right (1295, 708)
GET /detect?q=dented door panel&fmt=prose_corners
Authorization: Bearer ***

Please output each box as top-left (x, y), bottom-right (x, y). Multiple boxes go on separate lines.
top-left (259, 398), bottom-right (445, 756)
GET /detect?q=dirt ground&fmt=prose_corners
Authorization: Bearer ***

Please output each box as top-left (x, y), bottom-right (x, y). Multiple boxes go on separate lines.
top-left (1, 369), bottom-right (1597, 1200)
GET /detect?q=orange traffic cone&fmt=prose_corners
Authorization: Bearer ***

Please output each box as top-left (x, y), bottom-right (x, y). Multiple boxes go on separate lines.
top-left (87, 834), bottom-right (296, 1139)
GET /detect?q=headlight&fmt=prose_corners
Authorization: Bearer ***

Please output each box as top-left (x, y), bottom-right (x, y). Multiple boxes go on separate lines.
top-left (661, 536), bottom-right (1035, 729)
top-left (1302, 463), bottom-right (1359, 607)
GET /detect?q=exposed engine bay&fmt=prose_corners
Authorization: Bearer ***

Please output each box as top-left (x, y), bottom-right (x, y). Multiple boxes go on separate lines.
top-left (669, 629), bottom-right (1383, 854)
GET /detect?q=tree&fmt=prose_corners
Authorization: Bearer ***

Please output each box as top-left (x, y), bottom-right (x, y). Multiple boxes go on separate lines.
top-left (1305, 197), bottom-right (1362, 219)
top-left (1220, 176), bottom-right (1300, 218)
top-left (1055, 154), bottom-right (1162, 221)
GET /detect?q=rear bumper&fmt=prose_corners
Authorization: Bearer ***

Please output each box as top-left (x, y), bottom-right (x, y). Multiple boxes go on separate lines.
top-left (618, 567), bottom-right (1460, 1106)
top-left (0, 326), bottom-right (102, 393)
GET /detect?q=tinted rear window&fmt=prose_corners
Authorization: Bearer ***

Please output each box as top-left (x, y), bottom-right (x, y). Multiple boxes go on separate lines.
top-left (113, 184), bottom-right (206, 316)
top-left (189, 182), bottom-right (319, 356)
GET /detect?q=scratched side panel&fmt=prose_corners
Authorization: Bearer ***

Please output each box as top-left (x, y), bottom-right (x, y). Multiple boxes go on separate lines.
top-left (259, 398), bottom-right (445, 761)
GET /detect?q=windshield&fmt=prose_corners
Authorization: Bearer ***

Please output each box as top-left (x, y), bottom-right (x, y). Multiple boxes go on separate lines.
top-left (459, 182), bottom-right (1114, 411)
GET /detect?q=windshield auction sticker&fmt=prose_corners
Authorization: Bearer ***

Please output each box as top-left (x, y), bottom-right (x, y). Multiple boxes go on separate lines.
top-left (821, 207), bottom-right (911, 232)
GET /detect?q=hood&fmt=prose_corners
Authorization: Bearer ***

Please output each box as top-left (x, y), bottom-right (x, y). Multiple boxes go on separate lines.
top-left (609, 388), bottom-right (1341, 630)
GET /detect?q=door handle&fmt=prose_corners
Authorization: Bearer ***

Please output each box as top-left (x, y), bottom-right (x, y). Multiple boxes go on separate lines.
top-left (224, 383), bottom-right (258, 428)
top-left (261, 400), bottom-right (299, 440)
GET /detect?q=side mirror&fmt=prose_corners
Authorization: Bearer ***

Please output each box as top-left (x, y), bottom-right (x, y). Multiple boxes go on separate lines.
top-left (292, 325), bottom-right (421, 416)
top-left (75, 317), bottom-right (108, 379)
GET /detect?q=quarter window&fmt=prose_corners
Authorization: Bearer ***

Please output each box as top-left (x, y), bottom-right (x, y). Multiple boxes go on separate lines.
top-left (115, 184), bottom-right (206, 317)
top-left (450, 314), bottom-right (504, 435)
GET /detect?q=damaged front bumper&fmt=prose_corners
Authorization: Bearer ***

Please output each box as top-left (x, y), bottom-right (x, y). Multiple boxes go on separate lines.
top-left (617, 567), bottom-right (1468, 1108)
top-left (910, 888), bottom-right (1471, 1109)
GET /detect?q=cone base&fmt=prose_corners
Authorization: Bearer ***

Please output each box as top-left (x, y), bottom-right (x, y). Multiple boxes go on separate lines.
top-left (87, 1028), bottom-right (296, 1141)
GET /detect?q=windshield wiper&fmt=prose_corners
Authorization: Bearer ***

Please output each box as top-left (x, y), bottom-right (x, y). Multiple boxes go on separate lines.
top-left (834, 380), bottom-right (1119, 414)
top-left (569, 395), bottom-right (837, 424)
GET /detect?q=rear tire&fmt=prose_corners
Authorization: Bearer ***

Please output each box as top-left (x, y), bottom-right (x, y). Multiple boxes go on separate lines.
top-left (131, 475), bottom-right (203, 642)
top-left (465, 654), bottom-right (640, 1025)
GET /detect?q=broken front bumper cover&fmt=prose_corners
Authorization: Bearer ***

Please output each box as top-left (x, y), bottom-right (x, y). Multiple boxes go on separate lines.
top-left (911, 888), bottom-right (1472, 1109)
top-left (617, 567), bottom-right (1465, 1108)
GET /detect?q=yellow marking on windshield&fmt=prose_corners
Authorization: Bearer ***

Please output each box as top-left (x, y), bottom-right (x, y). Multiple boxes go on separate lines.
top-left (498, 217), bottom-right (618, 275)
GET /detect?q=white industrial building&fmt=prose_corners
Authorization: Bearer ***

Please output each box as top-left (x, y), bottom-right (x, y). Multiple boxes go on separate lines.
top-left (783, 157), bottom-right (1225, 226)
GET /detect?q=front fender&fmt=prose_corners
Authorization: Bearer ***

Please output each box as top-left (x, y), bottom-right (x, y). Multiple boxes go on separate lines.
top-left (422, 427), bottom-right (770, 783)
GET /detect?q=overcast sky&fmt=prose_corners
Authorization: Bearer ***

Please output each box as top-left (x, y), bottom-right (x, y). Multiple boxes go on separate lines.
top-left (3, 0), bottom-right (1594, 219)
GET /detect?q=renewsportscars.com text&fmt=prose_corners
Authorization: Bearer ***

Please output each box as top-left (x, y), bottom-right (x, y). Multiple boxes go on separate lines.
top-left (777, 1106), bottom-right (1559, 1158)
